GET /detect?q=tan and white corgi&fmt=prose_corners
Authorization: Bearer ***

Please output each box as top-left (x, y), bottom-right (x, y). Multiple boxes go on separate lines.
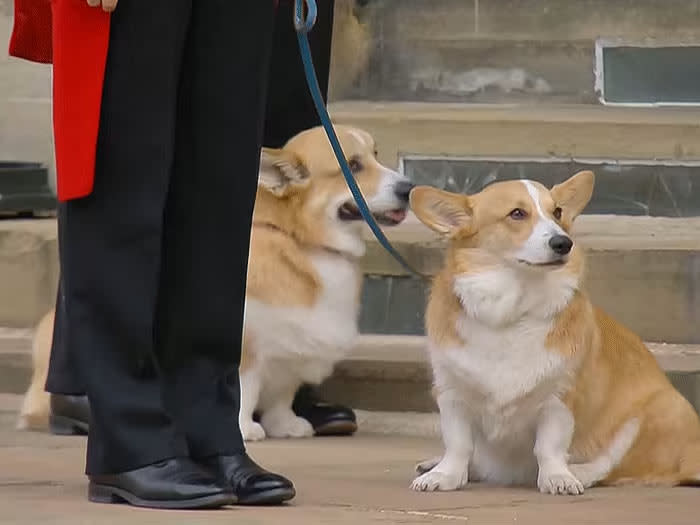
top-left (409, 171), bottom-right (700, 495)
top-left (18, 126), bottom-right (412, 441)
top-left (241, 125), bottom-right (411, 441)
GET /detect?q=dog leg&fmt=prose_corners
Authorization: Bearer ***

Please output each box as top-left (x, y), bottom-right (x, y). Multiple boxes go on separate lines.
top-left (534, 397), bottom-right (584, 495)
top-left (411, 395), bottom-right (472, 492)
top-left (239, 368), bottom-right (266, 441)
top-left (568, 417), bottom-right (640, 488)
top-left (259, 379), bottom-right (314, 439)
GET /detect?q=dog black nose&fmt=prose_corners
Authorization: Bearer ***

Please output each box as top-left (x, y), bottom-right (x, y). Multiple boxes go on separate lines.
top-left (549, 235), bottom-right (573, 255)
top-left (394, 180), bottom-right (415, 201)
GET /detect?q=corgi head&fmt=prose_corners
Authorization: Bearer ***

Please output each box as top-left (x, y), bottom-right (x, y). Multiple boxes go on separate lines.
top-left (410, 171), bottom-right (595, 271)
top-left (255, 125), bottom-right (412, 256)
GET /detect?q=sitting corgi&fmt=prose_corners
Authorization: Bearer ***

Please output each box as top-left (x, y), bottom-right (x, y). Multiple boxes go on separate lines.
top-left (409, 171), bottom-right (700, 494)
top-left (237, 125), bottom-right (412, 441)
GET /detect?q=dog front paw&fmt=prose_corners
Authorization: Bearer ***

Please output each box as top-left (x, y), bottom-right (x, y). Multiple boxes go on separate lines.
top-left (538, 469), bottom-right (584, 495)
top-left (241, 420), bottom-right (267, 442)
top-left (262, 413), bottom-right (314, 439)
top-left (411, 469), bottom-right (468, 492)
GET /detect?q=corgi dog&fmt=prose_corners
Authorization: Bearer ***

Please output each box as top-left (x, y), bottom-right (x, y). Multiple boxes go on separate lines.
top-left (409, 171), bottom-right (700, 495)
top-left (17, 126), bottom-right (412, 441)
top-left (240, 125), bottom-right (411, 441)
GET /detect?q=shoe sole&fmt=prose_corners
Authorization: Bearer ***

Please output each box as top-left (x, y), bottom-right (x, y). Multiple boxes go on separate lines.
top-left (237, 486), bottom-right (296, 506)
top-left (313, 420), bottom-right (358, 437)
top-left (89, 482), bottom-right (237, 509)
top-left (49, 415), bottom-right (89, 436)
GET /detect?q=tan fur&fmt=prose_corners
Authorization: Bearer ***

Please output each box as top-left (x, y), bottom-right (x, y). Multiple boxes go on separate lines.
top-left (564, 308), bottom-right (700, 486)
top-left (413, 171), bottom-right (700, 488)
top-left (16, 309), bottom-right (54, 430)
top-left (245, 126), bottom-right (383, 313)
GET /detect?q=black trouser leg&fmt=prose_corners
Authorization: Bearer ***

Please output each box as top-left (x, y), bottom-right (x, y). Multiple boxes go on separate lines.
top-left (60, 0), bottom-right (193, 475)
top-left (263, 0), bottom-right (334, 148)
top-left (156, 0), bottom-right (274, 460)
top-left (45, 274), bottom-right (85, 394)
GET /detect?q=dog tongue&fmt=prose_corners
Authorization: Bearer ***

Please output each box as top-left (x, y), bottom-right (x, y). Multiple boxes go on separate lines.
top-left (385, 209), bottom-right (408, 223)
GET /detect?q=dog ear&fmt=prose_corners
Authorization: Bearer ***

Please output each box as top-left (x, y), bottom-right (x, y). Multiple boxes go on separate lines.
top-left (410, 186), bottom-right (472, 236)
top-left (258, 148), bottom-right (310, 197)
top-left (550, 170), bottom-right (595, 222)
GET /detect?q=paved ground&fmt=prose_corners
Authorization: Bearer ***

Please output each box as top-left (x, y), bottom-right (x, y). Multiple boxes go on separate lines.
top-left (0, 394), bottom-right (699, 524)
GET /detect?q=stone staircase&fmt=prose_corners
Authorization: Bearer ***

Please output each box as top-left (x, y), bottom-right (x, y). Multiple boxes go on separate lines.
top-left (1, 0), bottom-right (700, 431)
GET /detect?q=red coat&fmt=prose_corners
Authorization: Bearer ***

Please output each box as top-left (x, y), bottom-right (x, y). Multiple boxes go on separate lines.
top-left (9, 0), bottom-right (283, 201)
top-left (10, 0), bottom-right (110, 201)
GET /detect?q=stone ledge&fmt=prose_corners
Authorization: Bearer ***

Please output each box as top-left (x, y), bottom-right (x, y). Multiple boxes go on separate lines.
top-left (320, 335), bottom-right (700, 414)
top-left (330, 102), bottom-right (700, 168)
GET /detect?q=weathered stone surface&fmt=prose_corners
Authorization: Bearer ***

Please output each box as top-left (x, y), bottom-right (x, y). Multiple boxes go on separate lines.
top-left (335, 0), bottom-right (700, 104)
top-left (330, 102), bottom-right (700, 172)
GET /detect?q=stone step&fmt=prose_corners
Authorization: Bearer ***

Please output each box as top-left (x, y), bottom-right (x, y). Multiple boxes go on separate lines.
top-left (341, 0), bottom-right (700, 104)
top-left (2, 330), bottom-right (699, 423)
top-left (330, 102), bottom-right (700, 166)
top-left (319, 335), bottom-right (700, 418)
top-left (357, 215), bottom-right (700, 344)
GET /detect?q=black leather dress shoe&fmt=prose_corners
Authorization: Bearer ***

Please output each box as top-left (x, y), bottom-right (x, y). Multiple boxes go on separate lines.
top-left (201, 453), bottom-right (295, 505)
top-left (292, 385), bottom-right (357, 436)
top-left (49, 394), bottom-right (90, 435)
top-left (88, 457), bottom-right (236, 509)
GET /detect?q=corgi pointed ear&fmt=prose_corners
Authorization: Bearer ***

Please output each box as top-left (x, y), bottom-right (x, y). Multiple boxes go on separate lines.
top-left (409, 186), bottom-right (472, 236)
top-left (551, 170), bottom-right (595, 221)
top-left (258, 148), bottom-right (310, 196)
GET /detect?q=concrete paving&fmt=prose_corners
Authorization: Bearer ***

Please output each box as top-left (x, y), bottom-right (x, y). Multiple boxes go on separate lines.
top-left (0, 394), bottom-right (698, 525)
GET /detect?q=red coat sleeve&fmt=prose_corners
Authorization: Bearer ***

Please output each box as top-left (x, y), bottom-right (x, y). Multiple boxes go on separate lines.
top-left (8, 0), bottom-right (53, 64)
top-left (51, 0), bottom-right (111, 201)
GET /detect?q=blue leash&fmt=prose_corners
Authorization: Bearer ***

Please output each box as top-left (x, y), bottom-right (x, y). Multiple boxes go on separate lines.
top-left (293, 0), bottom-right (424, 279)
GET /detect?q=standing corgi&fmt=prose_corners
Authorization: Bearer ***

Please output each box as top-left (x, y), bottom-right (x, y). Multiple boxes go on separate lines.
top-left (409, 171), bottom-right (700, 495)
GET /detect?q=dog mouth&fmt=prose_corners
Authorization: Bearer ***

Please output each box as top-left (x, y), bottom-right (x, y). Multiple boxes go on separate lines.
top-left (517, 259), bottom-right (567, 268)
top-left (338, 202), bottom-right (408, 226)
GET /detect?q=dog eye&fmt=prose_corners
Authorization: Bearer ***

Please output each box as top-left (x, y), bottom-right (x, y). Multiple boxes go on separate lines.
top-left (553, 207), bottom-right (562, 220)
top-left (348, 158), bottom-right (363, 173)
top-left (509, 208), bottom-right (527, 220)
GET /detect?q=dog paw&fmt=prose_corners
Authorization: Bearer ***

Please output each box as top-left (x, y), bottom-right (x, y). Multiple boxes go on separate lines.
top-left (411, 470), bottom-right (468, 492)
top-left (262, 413), bottom-right (314, 439)
top-left (538, 469), bottom-right (584, 495)
top-left (241, 421), bottom-right (267, 442)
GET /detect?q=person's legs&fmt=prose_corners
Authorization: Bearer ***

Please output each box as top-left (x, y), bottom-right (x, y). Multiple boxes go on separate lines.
top-left (154, 0), bottom-right (294, 506)
top-left (60, 0), bottom-right (195, 475)
top-left (263, 0), bottom-right (358, 437)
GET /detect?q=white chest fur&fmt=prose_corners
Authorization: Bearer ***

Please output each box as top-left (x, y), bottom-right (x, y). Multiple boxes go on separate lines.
top-left (427, 267), bottom-right (579, 484)
top-left (244, 251), bottom-right (360, 384)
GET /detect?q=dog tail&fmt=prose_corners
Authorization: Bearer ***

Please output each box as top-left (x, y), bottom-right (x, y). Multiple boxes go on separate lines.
top-left (16, 309), bottom-right (54, 431)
